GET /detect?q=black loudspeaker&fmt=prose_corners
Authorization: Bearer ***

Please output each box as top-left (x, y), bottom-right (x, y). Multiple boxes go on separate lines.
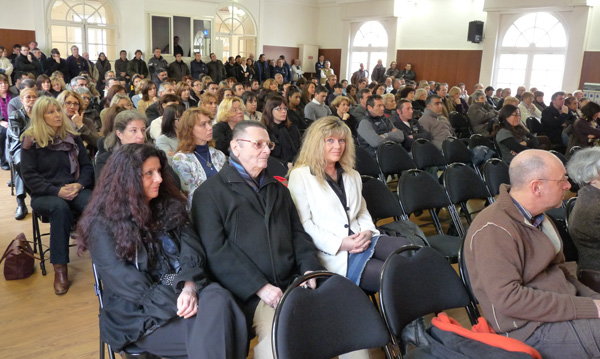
top-left (467, 21), bottom-right (484, 43)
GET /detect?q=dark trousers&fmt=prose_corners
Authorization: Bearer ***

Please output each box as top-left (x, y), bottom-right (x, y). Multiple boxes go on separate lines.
top-left (359, 235), bottom-right (413, 292)
top-left (525, 319), bottom-right (600, 359)
top-left (134, 283), bottom-right (248, 359)
top-left (0, 126), bottom-right (7, 166)
top-left (30, 189), bottom-right (92, 264)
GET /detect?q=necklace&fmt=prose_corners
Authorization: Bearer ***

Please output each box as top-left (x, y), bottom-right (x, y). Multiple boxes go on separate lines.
top-left (194, 150), bottom-right (213, 169)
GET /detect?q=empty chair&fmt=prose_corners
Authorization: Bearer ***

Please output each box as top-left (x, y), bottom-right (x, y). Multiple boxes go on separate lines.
top-left (272, 271), bottom-right (390, 359)
top-left (376, 141), bottom-right (415, 179)
top-left (526, 116), bottom-right (544, 136)
top-left (448, 111), bottom-right (472, 139)
top-left (468, 134), bottom-right (495, 151)
top-left (355, 145), bottom-right (384, 180)
top-left (397, 169), bottom-right (464, 261)
top-left (481, 158), bottom-right (510, 197)
top-left (379, 245), bottom-right (479, 357)
top-left (411, 139), bottom-right (447, 171)
top-left (442, 137), bottom-right (474, 166)
top-left (443, 163), bottom-right (494, 226)
top-left (361, 175), bottom-right (428, 246)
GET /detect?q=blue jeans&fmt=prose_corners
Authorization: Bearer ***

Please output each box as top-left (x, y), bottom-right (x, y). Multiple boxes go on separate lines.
top-left (30, 189), bottom-right (92, 264)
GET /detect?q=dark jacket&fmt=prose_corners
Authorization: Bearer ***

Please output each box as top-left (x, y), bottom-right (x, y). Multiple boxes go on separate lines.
top-left (7, 108), bottom-right (30, 163)
top-left (212, 121), bottom-right (233, 156)
top-left (95, 60), bottom-right (111, 85)
top-left (15, 54), bottom-right (40, 77)
top-left (89, 223), bottom-right (209, 352)
top-left (357, 111), bottom-right (405, 157)
top-left (268, 122), bottom-right (301, 165)
top-left (207, 60), bottom-right (226, 83)
top-left (191, 163), bottom-right (324, 311)
top-left (254, 60), bottom-right (270, 83)
top-left (234, 63), bottom-right (246, 83)
top-left (126, 58), bottom-right (149, 78)
top-left (66, 55), bottom-right (90, 80)
top-left (224, 62), bottom-right (236, 79)
top-left (45, 57), bottom-right (70, 80)
top-left (541, 105), bottom-right (570, 145)
top-left (114, 58), bottom-right (129, 78)
top-left (145, 102), bottom-right (161, 124)
top-left (392, 116), bottom-right (432, 151)
top-left (168, 60), bottom-right (190, 82)
top-left (399, 69), bottom-right (416, 81)
top-left (371, 65), bottom-right (386, 84)
top-left (333, 112), bottom-right (359, 138)
top-left (190, 59), bottom-right (208, 80)
top-left (148, 56), bottom-right (168, 81)
top-left (569, 185), bottom-right (600, 272)
top-left (20, 134), bottom-right (94, 197)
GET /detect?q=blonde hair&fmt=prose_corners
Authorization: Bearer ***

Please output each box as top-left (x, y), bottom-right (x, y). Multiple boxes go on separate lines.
top-left (22, 96), bottom-right (77, 147)
top-left (262, 79), bottom-right (277, 90)
top-left (415, 88), bottom-right (428, 101)
top-left (57, 90), bottom-right (83, 109)
top-left (331, 95), bottom-right (350, 109)
top-left (292, 116), bottom-right (355, 185)
top-left (215, 96), bottom-right (244, 123)
top-left (503, 96), bottom-right (519, 107)
top-left (448, 86), bottom-right (462, 97)
top-left (110, 93), bottom-right (132, 107)
top-left (521, 91), bottom-right (534, 101)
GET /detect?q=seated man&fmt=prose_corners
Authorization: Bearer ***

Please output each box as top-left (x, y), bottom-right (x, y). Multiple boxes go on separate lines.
top-left (467, 90), bottom-right (498, 137)
top-left (418, 94), bottom-right (454, 149)
top-left (357, 95), bottom-right (404, 157)
top-left (393, 99), bottom-right (432, 151)
top-left (541, 91), bottom-right (571, 148)
top-left (192, 121), bottom-right (324, 359)
top-left (464, 149), bottom-right (600, 359)
top-left (350, 88), bottom-right (371, 120)
top-left (303, 85), bottom-right (331, 122)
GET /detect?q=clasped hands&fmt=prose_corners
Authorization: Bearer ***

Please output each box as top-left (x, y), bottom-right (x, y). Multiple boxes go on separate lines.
top-left (340, 230), bottom-right (373, 254)
top-left (58, 183), bottom-right (83, 201)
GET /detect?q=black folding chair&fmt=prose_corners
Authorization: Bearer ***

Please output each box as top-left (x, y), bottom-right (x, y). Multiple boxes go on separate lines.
top-left (376, 141), bottom-right (415, 180)
top-left (355, 146), bottom-right (384, 181)
top-left (397, 169), bottom-right (464, 262)
top-left (565, 196), bottom-right (577, 230)
top-left (481, 158), bottom-right (510, 197)
top-left (267, 156), bottom-right (289, 179)
top-left (379, 245), bottom-right (479, 358)
top-left (272, 271), bottom-right (391, 359)
top-left (526, 116), bottom-right (544, 136)
top-left (468, 134), bottom-right (496, 153)
top-left (442, 137), bottom-right (472, 166)
top-left (550, 150), bottom-right (579, 192)
top-left (448, 111), bottom-right (472, 139)
top-left (443, 163), bottom-right (494, 226)
top-left (458, 236), bottom-right (482, 323)
top-left (545, 207), bottom-right (579, 263)
top-left (412, 139), bottom-right (447, 171)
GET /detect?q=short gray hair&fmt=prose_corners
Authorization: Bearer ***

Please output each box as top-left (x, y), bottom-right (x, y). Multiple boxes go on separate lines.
top-left (509, 151), bottom-right (548, 189)
top-left (472, 90), bottom-right (485, 102)
top-left (74, 86), bottom-right (90, 96)
top-left (567, 147), bottom-right (600, 185)
top-left (231, 121), bottom-right (267, 141)
top-left (70, 76), bottom-right (86, 87)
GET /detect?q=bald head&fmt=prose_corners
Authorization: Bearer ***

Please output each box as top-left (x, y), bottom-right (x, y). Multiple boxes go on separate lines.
top-left (509, 150), bottom-right (561, 190)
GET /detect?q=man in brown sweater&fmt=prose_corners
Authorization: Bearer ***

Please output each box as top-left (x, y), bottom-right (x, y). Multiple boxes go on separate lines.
top-left (465, 149), bottom-right (600, 359)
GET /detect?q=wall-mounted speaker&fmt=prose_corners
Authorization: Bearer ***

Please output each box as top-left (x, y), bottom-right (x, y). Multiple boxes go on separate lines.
top-left (468, 21), bottom-right (484, 43)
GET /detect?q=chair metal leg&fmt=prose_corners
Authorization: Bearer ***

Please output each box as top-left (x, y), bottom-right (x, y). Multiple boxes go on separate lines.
top-left (9, 163), bottom-right (14, 196)
top-left (32, 212), bottom-right (47, 275)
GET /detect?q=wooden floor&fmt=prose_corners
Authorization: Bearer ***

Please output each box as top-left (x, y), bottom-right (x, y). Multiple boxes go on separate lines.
top-left (0, 167), bottom-right (478, 359)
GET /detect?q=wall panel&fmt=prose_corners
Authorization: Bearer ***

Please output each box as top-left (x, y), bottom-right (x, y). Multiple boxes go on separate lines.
top-left (579, 52), bottom-right (600, 90)
top-left (0, 29), bottom-right (37, 55)
top-left (263, 45), bottom-right (299, 70)
top-left (318, 48), bottom-right (342, 80)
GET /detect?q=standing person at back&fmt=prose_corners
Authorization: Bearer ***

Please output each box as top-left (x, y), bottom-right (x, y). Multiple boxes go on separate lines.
top-left (148, 48), bottom-right (168, 85)
top-left (371, 59), bottom-right (386, 84)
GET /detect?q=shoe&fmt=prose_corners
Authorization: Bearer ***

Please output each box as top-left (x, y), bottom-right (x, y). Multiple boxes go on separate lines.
top-left (53, 264), bottom-right (70, 295)
top-left (7, 179), bottom-right (12, 187)
top-left (1, 165), bottom-right (9, 171)
top-left (15, 199), bottom-right (28, 220)
top-left (400, 316), bottom-right (430, 353)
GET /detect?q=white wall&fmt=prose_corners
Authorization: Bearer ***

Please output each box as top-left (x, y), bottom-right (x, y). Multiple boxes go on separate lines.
top-left (262, 0), bottom-right (319, 46)
top-left (1, 0), bottom-right (37, 30)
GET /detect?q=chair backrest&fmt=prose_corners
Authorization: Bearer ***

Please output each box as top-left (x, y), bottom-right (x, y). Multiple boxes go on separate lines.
top-left (361, 175), bottom-right (404, 220)
top-left (411, 139), bottom-right (447, 170)
top-left (442, 137), bottom-right (473, 165)
top-left (468, 134), bottom-right (494, 150)
top-left (482, 158), bottom-right (510, 197)
top-left (92, 263), bottom-right (117, 359)
top-left (267, 157), bottom-right (289, 179)
top-left (458, 235), bottom-right (481, 324)
top-left (376, 141), bottom-right (415, 177)
top-left (570, 146), bottom-right (583, 157)
top-left (379, 245), bottom-right (473, 337)
top-left (355, 146), bottom-right (383, 179)
top-left (549, 150), bottom-right (568, 166)
top-left (443, 163), bottom-right (491, 204)
top-left (272, 271), bottom-right (390, 359)
top-left (448, 111), bottom-right (472, 138)
top-left (526, 117), bottom-right (544, 135)
top-left (397, 169), bottom-right (451, 214)
top-left (565, 196), bottom-right (577, 230)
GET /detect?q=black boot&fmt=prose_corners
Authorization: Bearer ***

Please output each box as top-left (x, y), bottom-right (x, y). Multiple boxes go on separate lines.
top-left (400, 316), bottom-right (430, 354)
top-left (15, 196), bottom-right (28, 220)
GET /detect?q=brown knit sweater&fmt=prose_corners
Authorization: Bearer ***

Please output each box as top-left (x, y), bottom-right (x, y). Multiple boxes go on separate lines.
top-left (464, 184), bottom-right (600, 341)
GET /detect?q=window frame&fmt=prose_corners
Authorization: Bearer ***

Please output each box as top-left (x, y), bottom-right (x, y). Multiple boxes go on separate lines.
top-left (348, 21), bottom-right (389, 81)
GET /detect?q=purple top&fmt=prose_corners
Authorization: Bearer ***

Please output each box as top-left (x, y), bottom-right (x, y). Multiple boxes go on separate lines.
top-left (0, 92), bottom-right (11, 120)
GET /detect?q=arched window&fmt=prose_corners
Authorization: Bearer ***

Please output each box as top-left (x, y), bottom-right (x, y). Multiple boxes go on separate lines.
top-left (494, 12), bottom-right (567, 95)
top-left (349, 21), bottom-right (388, 80)
top-left (50, 0), bottom-right (118, 60)
top-left (214, 4), bottom-right (256, 61)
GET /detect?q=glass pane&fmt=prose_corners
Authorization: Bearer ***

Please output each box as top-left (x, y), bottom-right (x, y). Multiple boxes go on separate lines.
top-left (193, 20), bottom-right (211, 57)
top-left (353, 21), bottom-right (388, 47)
top-left (151, 16), bottom-right (171, 54)
top-left (52, 25), bottom-right (67, 43)
top-left (174, 16), bottom-right (192, 57)
top-left (67, 26), bottom-right (83, 44)
top-left (531, 54), bottom-right (564, 95)
top-left (51, 0), bottom-right (70, 20)
top-left (502, 26), bottom-right (520, 47)
top-left (233, 20), bottom-right (244, 35)
top-left (498, 54), bottom-right (527, 70)
top-left (548, 25), bottom-right (567, 47)
top-left (535, 34), bottom-right (551, 48)
top-left (504, 12), bottom-right (566, 50)
top-left (237, 37), bottom-right (255, 58)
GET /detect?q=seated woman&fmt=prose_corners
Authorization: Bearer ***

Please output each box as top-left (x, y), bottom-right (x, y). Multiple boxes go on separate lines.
top-left (567, 147), bottom-right (600, 280)
top-left (216, 87), bottom-right (233, 105)
top-left (331, 95), bottom-right (358, 138)
top-left (518, 91), bottom-right (542, 125)
top-left (57, 90), bottom-right (99, 150)
top-left (190, 79), bottom-right (202, 104)
top-left (74, 87), bottom-right (101, 132)
top-left (136, 79), bottom-right (157, 114)
top-left (286, 86), bottom-right (309, 131)
top-left (412, 88), bottom-right (428, 114)
top-left (156, 104), bottom-right (183, 166)
top-left (242, 91), bottom-right (262, 122)
top-left (288, 116), bottom-right (412, 293)
top-left (495, 105), bottom-right (539, 164)
top-left (300, 82), bottom-right (316, 109)
top-left (20, 96), bottom-right (94, 295)
top-left (398, 86), bottom-right (415, 102)
top-left (568, 101), bottom-right (600, 150)
top-left (448, 86), bottom-right (468, 115)
top-left (173, 107), bottom-right (226, 205)
top-left (533, 91), bottom-right (546, 112)
top-left (257, 79), bottom-right (278, 111)
top-left (213, 97), bottom-right (245, 156)
top-left (261, 95), bottom-right (301, 168)
top-left (50, 76), bottom-right (66, 97)
top-left (77, 143), bottom-right (247, 358)
top-left (176, 81), bottom-right (198, 109)
top-left (199, 92), bottom-right (218, 119)
top-left (95, 110), bottom-right (147, 179)
top-left (36, 74), bottom-right (52, 95)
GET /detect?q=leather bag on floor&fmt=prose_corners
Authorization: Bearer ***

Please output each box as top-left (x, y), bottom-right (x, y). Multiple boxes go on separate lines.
top-left (0, 233), bottom-right (37, 280)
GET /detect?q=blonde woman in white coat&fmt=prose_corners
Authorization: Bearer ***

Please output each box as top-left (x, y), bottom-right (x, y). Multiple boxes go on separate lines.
top-left (288, 116), bottom-right (412, 293)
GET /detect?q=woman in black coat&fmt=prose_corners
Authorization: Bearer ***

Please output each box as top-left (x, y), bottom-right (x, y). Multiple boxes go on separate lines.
top-left (77, 144), bottom-right (247, 358)
top-left (261, 95), bottom-right (301, 168)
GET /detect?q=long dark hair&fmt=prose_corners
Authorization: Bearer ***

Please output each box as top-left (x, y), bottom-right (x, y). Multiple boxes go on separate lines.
top-left (581, 101), bottom-right (600, 123)
top-left (498, 104), bottom-right (527, 140)
top-left (77, 144), bottom-right (188, 262)
top-left (262, 95), bottom-right (290, 130)
top-left (161, 104), bottom-right (184, 138)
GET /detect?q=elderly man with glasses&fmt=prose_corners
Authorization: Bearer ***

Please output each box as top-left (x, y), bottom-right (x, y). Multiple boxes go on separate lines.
top-left (192, 120), bottom-right (323, 359)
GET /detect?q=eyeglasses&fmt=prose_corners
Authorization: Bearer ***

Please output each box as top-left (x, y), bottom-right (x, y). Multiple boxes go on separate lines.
top-left (236, 139), bottom-right (275, 150)
top-left (273, 106), bottom-right (288, 112)
top-left (65, 101), bottom-right (79, 107)
top-left (511, 112), bottom-right (521, 117)
top-left (538, 175), bottom-right (569, 184)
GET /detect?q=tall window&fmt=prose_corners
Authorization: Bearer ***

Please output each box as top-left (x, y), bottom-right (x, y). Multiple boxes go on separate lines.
top-left (50, 0), bottom-right (118, 60)
top-left (349, 21), bottom-right (388, 80)
top-left (214, 5), bottom-right (256, 61)
top-left (494, 12), bottom-right (567, 95)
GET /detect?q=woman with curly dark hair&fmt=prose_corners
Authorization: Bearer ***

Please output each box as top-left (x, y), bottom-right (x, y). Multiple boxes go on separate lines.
top-left (495, 104), bottom-right (539, 164)
top-left (261, 95), bottom-right (301, 168)
top-left (76, 143), bottom-right (247, 359)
